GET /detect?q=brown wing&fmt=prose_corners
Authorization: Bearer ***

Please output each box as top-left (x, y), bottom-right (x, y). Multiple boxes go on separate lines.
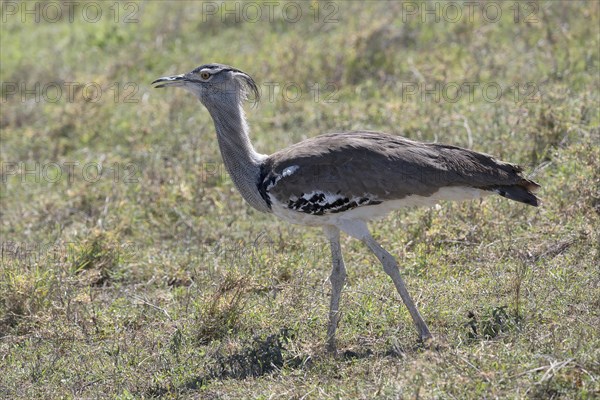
top-left (258, 131), bottom-right (540, 209)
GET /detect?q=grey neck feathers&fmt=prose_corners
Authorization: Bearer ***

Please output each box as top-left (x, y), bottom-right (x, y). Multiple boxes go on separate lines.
top-left (203, 99), bottom-right (271, 213)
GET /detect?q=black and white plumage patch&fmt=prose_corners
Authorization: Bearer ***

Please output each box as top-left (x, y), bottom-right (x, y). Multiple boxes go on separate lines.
top-left (257, 164), bottom-right (277, 209)
top-left (257, 163), bottom-right (383, 215)
top-left (287, 192), bottom-right (382, 215)
top-left (257, 164), bottom-right (300, 209)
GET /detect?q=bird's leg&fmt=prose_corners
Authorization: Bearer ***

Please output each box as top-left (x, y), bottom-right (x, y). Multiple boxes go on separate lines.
top-left (323, 226), bottom-right (347, 354)
top-left (362, 235), bottom-right (432, 341)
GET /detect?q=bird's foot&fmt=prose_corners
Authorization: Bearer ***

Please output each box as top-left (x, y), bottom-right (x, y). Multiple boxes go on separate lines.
top-left (326, 340), bottom-right (338, 356)
top-left (419, 332), bottom-right (434, 343)
top-left (418, 333), bottom-right (444, 351)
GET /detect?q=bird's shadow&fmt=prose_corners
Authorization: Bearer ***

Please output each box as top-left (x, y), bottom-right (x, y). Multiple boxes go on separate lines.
top-left (179, 328), bottom-right (299, 393)
top-left (150, 329), bottom-right (444, 397)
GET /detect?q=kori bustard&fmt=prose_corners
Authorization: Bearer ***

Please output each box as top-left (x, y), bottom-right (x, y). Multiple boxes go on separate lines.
top-left (153, 63), bottom-right (540, 353)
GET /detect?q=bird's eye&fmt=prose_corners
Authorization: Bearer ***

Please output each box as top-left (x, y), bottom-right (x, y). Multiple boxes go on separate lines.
top-left (200, 72), bottom-right (210, 80)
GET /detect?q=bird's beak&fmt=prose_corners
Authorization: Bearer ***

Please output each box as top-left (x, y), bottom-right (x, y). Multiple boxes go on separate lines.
top-left (152, 74), bottom-right (186, 88)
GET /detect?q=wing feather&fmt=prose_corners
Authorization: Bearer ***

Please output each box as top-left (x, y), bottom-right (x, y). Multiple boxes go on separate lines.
top-left (259, 131), bottom-right (540, 207)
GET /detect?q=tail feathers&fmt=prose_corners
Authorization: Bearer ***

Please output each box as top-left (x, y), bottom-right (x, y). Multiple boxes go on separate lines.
top-left (491, 179), bottom-right (541, 206)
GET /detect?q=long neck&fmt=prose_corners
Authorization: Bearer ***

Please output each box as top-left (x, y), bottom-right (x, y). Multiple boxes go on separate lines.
top-left (204, 100), bottom-right (271, 213)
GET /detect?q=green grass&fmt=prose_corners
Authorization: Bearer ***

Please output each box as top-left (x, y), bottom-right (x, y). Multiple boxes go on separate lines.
top-left (1, 1), bottom-right (599, 398)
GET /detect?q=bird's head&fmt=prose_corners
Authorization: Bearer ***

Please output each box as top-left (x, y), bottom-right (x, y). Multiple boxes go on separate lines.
top-left (152, 63), bottom-right (259, 108)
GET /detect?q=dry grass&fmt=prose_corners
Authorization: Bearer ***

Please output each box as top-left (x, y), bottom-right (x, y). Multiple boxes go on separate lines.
top-left (1, 1), bottom-right (599, 398)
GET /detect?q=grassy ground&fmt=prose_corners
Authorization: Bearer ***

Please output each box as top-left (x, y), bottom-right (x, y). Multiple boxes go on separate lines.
top-left (1, 1), bottom-right (599, 398)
